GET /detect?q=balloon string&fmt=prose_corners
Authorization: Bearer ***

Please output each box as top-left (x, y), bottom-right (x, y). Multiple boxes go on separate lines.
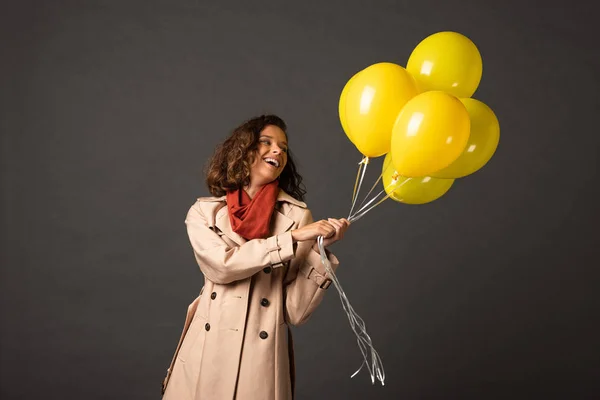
top-left (350, 178), bottom-right (412, 223)
top-left (356, 173), bottom-right (383, 211)
top-left (316, 235), bottom-right (385, 386)
top-left (356, 157), bottom-right (396, 210)
top-left (349, 188), bottom-right (388, 221)
top-left (349, 192), bottom-right (391, 223)
top-left (327, 157), bottom-right (411, 385)
top-left (349, 157), bottom-right (365, 214)
top-left (348, 157), bottom-right (370, 219)
top-left (351, 175), bottom-right (398, 219)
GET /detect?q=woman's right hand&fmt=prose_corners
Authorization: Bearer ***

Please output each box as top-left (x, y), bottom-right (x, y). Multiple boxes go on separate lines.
top-left (291, 220), bottom-right (336, 243)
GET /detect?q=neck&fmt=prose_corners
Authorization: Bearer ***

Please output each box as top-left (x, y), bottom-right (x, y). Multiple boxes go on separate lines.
top-left (243, 183), bottom-right (262, 199)
top-left (244, 180), bottom-right (278, 199)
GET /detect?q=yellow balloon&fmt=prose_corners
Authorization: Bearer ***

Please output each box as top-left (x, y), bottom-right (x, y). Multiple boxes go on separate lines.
top-left (391, 91), bottom-right (470, 177)
top-left (432, 98), bottom-right (500, 178)
top-left (382, 154), bottom-right (454, 204)
top-left (407, 31), bottom-right (483, 98)
top-left (344, 62), bottom-right (419, 157)
top-left (339, 72), bottom-right (360, 144)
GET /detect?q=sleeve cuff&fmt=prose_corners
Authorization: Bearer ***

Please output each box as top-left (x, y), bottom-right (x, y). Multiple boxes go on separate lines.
top-left (266, 231), bottom-right (296, 268)
top-left (309, 246), bottom-right (339, 274)
top-left (298, 247), bottom-right (340, 289)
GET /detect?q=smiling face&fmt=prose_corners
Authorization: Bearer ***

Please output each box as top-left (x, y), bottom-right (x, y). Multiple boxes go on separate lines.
top-left (249, 124), bottom-right (289, 187)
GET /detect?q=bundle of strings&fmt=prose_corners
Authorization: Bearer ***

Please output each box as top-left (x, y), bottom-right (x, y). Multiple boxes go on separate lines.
top-left (313, 157), bottom-right (412, 386)
top-left (316, 235), bottom-right (385, 385)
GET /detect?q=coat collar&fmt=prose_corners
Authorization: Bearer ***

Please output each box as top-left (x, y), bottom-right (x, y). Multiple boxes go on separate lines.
top-left (203, 189), bottom-right (304, 246)
top-left (199, 189), bottom-right (306, 209)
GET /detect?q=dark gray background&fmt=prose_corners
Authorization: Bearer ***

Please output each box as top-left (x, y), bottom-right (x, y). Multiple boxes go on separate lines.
top-left (1, 0), bottom-right (599, 399)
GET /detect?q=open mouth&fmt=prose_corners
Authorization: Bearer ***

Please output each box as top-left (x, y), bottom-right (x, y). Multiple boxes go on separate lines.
top-left (263, 157), bottom-right (280, 168)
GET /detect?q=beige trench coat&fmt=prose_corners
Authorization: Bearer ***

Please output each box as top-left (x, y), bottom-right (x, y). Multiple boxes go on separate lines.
top-left (162, 190), bottom-right (340, 400)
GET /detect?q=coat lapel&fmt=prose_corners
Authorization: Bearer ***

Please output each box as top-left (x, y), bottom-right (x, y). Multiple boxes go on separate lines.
top-left (271, 208), bottom-right (295, 236)
top-left (214, 207), bottom-right (247, 246)
top-left (214, 190), bottom-right (296, 246)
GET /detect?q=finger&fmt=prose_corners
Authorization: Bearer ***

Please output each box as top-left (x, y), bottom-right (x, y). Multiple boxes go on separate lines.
top-left (321, 224), bottom-right (336, 238)
top-left (328, 219), bottom-right (343, 230)
top-left (337, 218), bottom-right (349, 229)
top-left (333, 222), bottom-right (345, 240)
top-left (340, 222), bottom-right (349, 233)
top-left (330, 218), bottom-right (345, 228)
top-left (318, 225), bottom-right (333, 236)
top-left (329, 228), bottom-right (341, 240)
top-left (329, 223), bottom-right (338, 235)
top-left (336, 218), bottom-right (350, 230)
top-left (322, 220), bottom-right (336, 229)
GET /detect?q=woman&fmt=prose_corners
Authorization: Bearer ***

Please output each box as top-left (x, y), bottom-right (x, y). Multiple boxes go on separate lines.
top-left (162, 115), bottom-right (350, 400)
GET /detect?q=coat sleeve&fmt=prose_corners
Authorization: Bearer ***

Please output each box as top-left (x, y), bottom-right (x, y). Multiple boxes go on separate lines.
top-left (185, 202), bottom-right (297, 285)
top-left (283, 208), bottom-right (340, 326)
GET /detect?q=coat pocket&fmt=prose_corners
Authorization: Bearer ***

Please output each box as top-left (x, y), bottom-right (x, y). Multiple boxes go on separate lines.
top-left (162, 294), bottom-right (202, 395)
top-left (177, 314), bottom-right (206, 363)
top-left (170, 314), bottom-right (207, 397)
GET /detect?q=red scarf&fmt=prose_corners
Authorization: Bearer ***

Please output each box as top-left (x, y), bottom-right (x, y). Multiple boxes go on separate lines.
top-left (226, 181), bottom-right (280, 240)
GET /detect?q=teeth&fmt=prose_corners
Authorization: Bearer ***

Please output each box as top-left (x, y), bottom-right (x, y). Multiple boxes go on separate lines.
top-left (264, 158), bottom-right (279, 167)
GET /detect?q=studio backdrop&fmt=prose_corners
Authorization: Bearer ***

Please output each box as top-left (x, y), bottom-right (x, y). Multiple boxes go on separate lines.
top-left (1, 0), bottom-right (598, 399)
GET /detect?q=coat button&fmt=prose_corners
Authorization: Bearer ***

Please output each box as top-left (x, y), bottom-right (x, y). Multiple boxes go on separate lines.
top-left (259, 331), bottom-right (268, 339)
top-left (260, 298), bottom-right (270, 307)
top-left (263, 266), bottom-right (272, 274)
top-left (205, 323), bottom-right (210, 331)
top-left (210, 292), bottom-right (217, 300)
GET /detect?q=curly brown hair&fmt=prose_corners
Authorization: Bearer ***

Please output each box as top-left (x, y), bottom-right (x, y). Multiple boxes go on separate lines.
top-left (205, 114), bottom-right (306, 201)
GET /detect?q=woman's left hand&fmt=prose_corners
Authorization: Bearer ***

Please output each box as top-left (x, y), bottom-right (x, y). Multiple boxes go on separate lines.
top-left (312, 218), bottom-right (350, 251)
